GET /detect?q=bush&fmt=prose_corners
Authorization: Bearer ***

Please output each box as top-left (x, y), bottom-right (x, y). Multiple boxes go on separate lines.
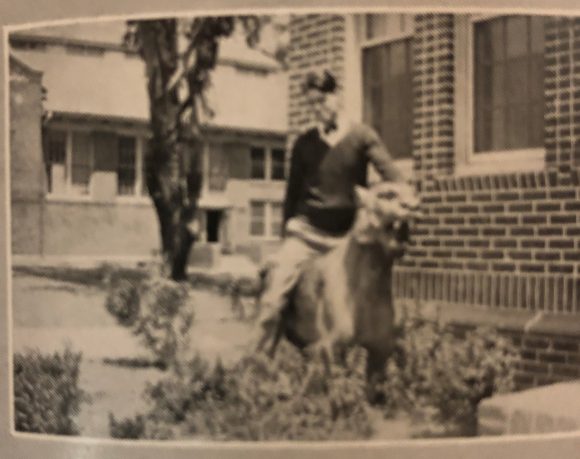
top-left (105, 275), bottom-right (193, 370)
top-left (383, 305), bottom-right (519, 437)
top-left (13, 348), bottom-right (84, 435)
top-left (109, 343), bottom-right (374, 441)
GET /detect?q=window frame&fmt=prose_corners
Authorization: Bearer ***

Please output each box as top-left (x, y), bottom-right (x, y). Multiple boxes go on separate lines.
top-left (249, 144), bottom-right (286, 182)
top-left (454, 14), bottom-right (546, 177)
top-left (45, 124), bottom-right (149, 203)
top-left (358, 13), bottom-right (415, 178)
top-left (249, 200), bottom-right (283, 240)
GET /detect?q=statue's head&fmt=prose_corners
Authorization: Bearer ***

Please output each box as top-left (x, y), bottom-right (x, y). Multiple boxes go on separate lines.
top-left (352, 182), bottom-right (421, 257)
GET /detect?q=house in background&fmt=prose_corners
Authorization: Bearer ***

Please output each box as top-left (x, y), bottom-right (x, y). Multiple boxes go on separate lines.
top-left (9, 22), bottom-right (288, 265)
top-left (287, 13), bottom-right (580, 390)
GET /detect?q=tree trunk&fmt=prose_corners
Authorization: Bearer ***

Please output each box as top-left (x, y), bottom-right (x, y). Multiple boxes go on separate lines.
top-left (138, 20), bottom-right (203, 280)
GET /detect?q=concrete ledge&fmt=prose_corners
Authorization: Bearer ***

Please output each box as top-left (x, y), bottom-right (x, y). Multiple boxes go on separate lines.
top-left (478, 381), bottom-right (580, 435)
top-left (396, 299), bottom-right (580, 338)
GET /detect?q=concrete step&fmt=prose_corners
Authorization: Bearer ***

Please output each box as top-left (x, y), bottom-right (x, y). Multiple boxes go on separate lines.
top-left (478, 381), bottom-right (580, 435)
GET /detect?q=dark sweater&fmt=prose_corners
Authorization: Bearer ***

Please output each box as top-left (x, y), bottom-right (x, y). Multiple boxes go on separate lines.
top-left (283, 123), bottom-right (404, 235)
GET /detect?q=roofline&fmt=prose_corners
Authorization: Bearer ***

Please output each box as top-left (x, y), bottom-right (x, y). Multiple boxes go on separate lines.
top-left (10, 32), bottom-right (281, 72)
top-left (9, 53), bottom-right (43, 80)
top-left (46, 110), bottom-right (288, 139)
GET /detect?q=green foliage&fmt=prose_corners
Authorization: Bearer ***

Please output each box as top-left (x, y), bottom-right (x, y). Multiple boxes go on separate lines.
top-left (383, 304), bottom-right (519, 437)
top-left (105, 275), bottom-right (193, 370)
top-left (13, 348), bottom-right (84, 435)
top-left (109, 343), bottom-right (374, 441)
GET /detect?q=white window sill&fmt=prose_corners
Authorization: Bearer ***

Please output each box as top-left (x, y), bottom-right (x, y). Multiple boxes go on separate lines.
top-left (45, 194), bottom-right (151, 205)
top-left (45, 193), bottom-right (93, 203)
top-left (455, 148), bottom-right (546, 177)
top-left (115, 195), bottom-right (151, 205)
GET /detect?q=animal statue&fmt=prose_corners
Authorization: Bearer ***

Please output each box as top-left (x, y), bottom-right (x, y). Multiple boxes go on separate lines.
top-left (256, 181), bottom-right (421, 399)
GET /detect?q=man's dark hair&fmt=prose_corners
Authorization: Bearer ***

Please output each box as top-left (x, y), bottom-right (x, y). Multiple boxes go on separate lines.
top-left (302, 70), bottom-right (337, 94)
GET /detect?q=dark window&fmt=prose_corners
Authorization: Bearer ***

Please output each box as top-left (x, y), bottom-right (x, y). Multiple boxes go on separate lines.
top-left (271, 148), bottom-right (286, 180)
top-left (250, 147), bottom-right (266, 179)
top-left (117, 136), bottom-right (136, 195)
top-left (271, 202), bottom-right (283, 237)
top-left (362, 38), bottom-right (413, 160)
top-left (474, 16), bottom-right (545, 152)
top-left (71, 132), bottom-right (92, 194)
top-left (250, 201), bottom-right (265, 236)
top-left (44, 129), bottom-right (66, 193)
top-left (208, 143), bottom-right (228, 191)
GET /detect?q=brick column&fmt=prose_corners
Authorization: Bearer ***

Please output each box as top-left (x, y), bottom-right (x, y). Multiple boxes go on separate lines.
top-left (544, 17), bottom-right (580, 183)
top-left (412, 14), bottom-right (455, 190)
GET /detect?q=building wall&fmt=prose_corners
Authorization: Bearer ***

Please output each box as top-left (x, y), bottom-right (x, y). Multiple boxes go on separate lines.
top-left (288, 13), bottom-right (580, 390)
top-left (9, 59), bottom-right (45, 255)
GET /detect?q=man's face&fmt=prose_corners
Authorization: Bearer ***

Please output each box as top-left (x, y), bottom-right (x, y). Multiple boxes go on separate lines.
top-left (310, 91), bottom-right (340, 130)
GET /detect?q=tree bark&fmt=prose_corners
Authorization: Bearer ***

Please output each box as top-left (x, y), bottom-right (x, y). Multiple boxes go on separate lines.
top-left (138, 20), bottom-right (203, 280)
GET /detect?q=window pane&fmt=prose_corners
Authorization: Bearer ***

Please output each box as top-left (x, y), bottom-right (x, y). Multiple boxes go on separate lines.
top-left (71, 132), bottom-right (92, 194)
top-left (389, 40), bottom-right (406, 76)
top-left (271, 148), bottom-right (285, 181)
top-left (271, 202), bottom-right (283, 237)
top-left (117, 136), bottom-right (136, 195)
top-left (506, 58), bottom-right (529, 103)
top-left (474, 16), bottom-right (545, 152)
top-left (530, 16), bottom-right (545, 53)
top-left (142, 139), bottom-right (150, 195)
top-left (365, 14), bottom-right (388, 40)
top-left (45, 130), bottom-right (66, 193)
top-left (208, 142), bottom-right (228, 191)
top-left (506, 16), bottom-right (528, 58)
top-left (363, 38), bottom-right (413, 160)
top-left (250, 147), bottom-right (265, 179)
top-left (250, 201), bottom-right (265, 236)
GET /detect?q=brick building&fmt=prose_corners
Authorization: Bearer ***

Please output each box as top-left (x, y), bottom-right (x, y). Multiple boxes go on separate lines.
top-left (9, 23), bottom-right (288, 264)
top-left (288, 13), bottom-right (580, 388)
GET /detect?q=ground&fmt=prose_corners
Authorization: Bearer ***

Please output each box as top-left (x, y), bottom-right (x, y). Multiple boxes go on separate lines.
top-left (11, 270), bottom-right (412, 440)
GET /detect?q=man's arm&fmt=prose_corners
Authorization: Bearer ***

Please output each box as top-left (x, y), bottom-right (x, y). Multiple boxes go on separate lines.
top-left (282, 139), bottom-right (304, 233)
top-left (356, 123), bottom-right (406, 183)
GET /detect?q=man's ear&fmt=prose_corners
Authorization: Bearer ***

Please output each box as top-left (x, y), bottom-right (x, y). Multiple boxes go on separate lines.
top-left (354, 186), bottom-right (372, 208)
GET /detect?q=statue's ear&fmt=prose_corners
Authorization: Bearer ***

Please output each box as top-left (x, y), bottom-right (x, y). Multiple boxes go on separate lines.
top-left (354, 186), bottom-right (372, 208)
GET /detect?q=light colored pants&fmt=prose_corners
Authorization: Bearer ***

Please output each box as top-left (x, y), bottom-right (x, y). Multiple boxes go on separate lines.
top-left (258, 217), bottom-right (344, 324)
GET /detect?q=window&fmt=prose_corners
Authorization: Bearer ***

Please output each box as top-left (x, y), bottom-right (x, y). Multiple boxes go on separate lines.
top-left (70, 132), bottom-right (93, 195)
top-left (250, 147), bottom-right (266, 179)
top-left (208, 142), bottom-right (228, 191)
top-left (271, 148), bottom-right (286, 181)
top-left (117, 136), bottom-right (137, 195)
top-left (45, 129), bottom-right (66, 193)
top-left (250, 201), bottom-right (266, 236)
top-left (44, 128), bottom-right (147, 199)
top-left (361, 14), bottom-right (414, 160)
top-left (249, 201), bottom-right (283, 238)
top-left (271, 202), bottom-right (283, 237)
top-left (474, 16), bottom-right (545, 152)
top-left (249, 146), bottom-right (285, 181)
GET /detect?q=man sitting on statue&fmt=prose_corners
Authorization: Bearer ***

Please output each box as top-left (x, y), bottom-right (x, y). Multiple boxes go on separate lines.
top-left (254, 68), bottom-right (410, 351)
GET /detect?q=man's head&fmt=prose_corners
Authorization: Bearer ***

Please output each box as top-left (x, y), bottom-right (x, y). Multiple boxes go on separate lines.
top-left (302, 70), bottom-right (341, 132)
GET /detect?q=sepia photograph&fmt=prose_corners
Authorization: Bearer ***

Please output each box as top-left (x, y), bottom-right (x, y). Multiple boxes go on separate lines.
top-left (3, 0), bottom-right (580, 454)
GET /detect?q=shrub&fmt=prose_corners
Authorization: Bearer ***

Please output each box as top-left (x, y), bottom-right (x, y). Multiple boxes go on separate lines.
top-left (13, 348), bottom-right (84, 435)
top-left (110, 343), bottom-right (374, 441)
top-left (105, 275), bottom-right (193, 370)
top-left (383, 305), bottom-right (519, 437)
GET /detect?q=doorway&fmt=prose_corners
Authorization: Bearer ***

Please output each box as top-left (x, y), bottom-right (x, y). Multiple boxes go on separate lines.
top-left (206, 210), bottom-right (222, 243)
